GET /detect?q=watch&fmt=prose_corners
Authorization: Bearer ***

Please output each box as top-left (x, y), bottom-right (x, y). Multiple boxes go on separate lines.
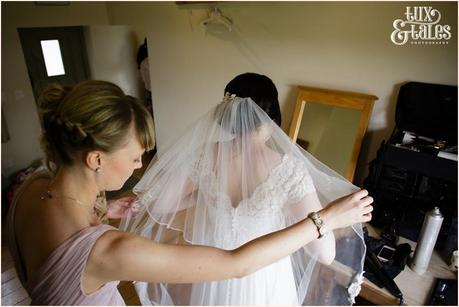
top-left (308, 211), bottom-right (328, 238)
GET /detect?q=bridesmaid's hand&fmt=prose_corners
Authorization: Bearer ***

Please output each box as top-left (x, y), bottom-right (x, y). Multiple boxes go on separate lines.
top-left (320, 189), bottom-right (374, 231)
top-left (107, 196), bottom-right (139, 219)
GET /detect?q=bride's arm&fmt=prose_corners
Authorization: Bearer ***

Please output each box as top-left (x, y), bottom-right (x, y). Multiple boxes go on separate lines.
top-left (286, 192), bottom-right (336, 265)
top-left (88, 190), bottom-right (372, 284)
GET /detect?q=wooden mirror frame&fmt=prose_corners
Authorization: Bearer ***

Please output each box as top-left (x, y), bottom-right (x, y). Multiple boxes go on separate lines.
top-left (288, 85), bottom-right (377, 182)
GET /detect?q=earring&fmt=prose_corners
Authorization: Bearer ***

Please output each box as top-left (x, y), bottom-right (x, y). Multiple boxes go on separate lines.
top-left (96, 154), bottom-right (101, 172)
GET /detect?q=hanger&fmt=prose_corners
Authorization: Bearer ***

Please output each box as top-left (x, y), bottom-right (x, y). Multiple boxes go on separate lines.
top-left (200, 7), bottom-right (232, 32)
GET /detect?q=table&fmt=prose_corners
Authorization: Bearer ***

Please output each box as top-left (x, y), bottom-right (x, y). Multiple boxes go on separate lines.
top-left (358, 224), bottom-right (457, 305)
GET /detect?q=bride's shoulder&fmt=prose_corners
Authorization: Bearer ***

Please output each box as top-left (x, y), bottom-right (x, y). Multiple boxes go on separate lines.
top-left (260, 147), bottom-right (282, 162)
top-left (278, 155), bottom-right (316, 200)
top-left (282, 153), bottom-right (308, 170)
top-left (260, 149), bottom-right (308, 177)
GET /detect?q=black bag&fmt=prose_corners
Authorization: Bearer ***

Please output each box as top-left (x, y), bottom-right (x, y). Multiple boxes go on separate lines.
top-left (364, 81), bottom-right (458, 250)
top-left (395, 82), bottom-right (457, 144)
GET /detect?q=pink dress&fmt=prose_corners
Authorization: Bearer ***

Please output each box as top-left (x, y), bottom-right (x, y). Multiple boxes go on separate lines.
top-left (7, 171), bottom-right (125, 305)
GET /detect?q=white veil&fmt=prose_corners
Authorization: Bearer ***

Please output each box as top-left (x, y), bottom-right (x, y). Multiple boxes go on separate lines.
top-left (121, 94), bottom-right (366, 305)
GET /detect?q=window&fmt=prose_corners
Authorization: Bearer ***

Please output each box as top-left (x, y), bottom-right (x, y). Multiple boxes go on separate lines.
top-left (40, 39), bottom-right (65, 76)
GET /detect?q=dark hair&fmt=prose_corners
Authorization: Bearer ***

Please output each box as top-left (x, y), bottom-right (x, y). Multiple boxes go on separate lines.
top-left (224, 73), bottom-right (281, 126)
top-left (39, 80), bottom-right (155, 169)
top-left (136, 38), bottom-right (148, 68)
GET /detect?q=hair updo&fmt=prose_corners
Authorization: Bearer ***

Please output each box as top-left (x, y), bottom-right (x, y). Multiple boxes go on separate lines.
top-left (38, 80), bottom-right (155, 170)
top-left (224, 72), bottom-right (281, 127)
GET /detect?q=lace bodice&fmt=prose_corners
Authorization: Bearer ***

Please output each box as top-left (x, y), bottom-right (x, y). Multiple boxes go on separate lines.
top-left (197, 154), bottom-right (316, 248)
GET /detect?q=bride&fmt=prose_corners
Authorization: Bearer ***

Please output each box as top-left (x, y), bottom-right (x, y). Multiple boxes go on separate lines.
top-left (121, 73), bottom-right (367, 305)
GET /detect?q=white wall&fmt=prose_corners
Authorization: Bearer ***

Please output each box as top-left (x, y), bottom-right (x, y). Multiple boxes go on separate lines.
top-left (1, 2), bottom-right (110, 179)
top-left (84, 25), bottom-right (143, 97)
top-left (106, 1), bottom-right (457, 184)
top-left (2, 2), bottom-right (457, 185)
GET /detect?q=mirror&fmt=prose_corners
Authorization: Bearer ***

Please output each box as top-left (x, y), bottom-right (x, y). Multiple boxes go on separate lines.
top-left (289, 86), bottom-right (377, 181)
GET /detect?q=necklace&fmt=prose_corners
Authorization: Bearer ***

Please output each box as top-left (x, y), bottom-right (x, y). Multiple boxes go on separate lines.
top-left (41, 190), bottom-right (94, 209)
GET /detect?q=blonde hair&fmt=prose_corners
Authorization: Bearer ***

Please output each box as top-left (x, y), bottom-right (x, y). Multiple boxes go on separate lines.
top-left (38, 80), bottom-right (155, 221)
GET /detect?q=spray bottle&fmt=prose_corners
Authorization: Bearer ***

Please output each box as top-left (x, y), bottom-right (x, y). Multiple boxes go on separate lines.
top-left (410, 207), bottom-right (444, 274)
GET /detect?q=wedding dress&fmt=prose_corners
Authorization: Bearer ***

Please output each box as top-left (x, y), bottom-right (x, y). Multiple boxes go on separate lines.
top-left (121, 95), bottom-right (366, 305)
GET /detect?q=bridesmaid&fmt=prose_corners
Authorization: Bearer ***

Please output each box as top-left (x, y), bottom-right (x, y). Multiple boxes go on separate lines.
top-left (7, 80), bottom-right (373, 305)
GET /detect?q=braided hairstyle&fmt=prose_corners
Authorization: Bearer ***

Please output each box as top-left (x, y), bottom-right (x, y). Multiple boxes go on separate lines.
top-left (39, 80), bottom-right (155, 167)
top-left (38, 80), bottom-right (155, 221)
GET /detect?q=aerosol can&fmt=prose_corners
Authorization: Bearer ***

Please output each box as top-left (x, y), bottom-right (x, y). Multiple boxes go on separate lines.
top-left (410, 207), bottom-right (444, 274)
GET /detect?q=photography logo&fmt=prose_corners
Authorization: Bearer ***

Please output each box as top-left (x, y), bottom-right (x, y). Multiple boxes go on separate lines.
top-left (391, 6), bottom-right (451, 45)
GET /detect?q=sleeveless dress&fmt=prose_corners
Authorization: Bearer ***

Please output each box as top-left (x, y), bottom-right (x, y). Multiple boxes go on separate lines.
top-left (6, 171), bottom-right (125, 305)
